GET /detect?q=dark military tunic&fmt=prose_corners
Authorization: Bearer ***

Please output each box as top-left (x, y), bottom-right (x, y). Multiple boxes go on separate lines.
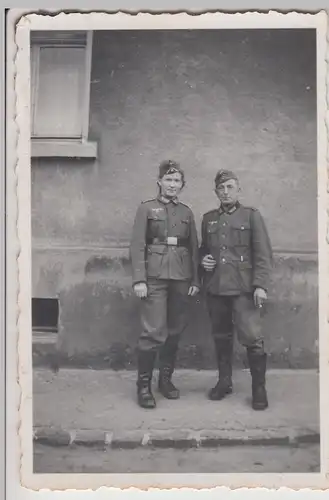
top-left (199, 202), bottom-right (273, 351)
top-left (200, 202), bottom-right (272, 295)
top-left (131, 195), bottom-right (200, 287)
top-left (130, 195), bottom-right (200, 351)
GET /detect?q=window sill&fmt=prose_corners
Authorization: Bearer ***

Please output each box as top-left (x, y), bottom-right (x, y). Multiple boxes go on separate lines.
top-left (31, 139), bottom-right (98, 159)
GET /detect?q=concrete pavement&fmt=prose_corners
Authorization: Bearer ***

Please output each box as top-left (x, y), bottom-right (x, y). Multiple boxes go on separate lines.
top-left (34, 444), bottom-right (320, 474)
top-left (33, 368), bottom-right (319, 449)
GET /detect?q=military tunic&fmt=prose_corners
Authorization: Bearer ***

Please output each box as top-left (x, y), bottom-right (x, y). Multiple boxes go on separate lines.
top-left (130, 195), bottom-right (200, 351)
top-left (200, 202), bottom-right (272, 350)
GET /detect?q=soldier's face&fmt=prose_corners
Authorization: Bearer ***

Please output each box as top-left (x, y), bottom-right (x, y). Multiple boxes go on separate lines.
top-left (215, 179), bottom-right (240, 205)
top-left (158, 172), bottom-right (184, 199)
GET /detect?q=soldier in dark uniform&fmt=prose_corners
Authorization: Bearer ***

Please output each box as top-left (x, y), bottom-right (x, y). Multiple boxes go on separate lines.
top-left (130, 160), bottom-right (200, 409)
top-left (200, 169), bottom-right (272, 410)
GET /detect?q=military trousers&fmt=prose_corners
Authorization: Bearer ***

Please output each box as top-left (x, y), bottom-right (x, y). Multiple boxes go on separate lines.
top-left (206, 293), bottom-right (265, 353)
top-left (138, 278), bottom-right (190, 351)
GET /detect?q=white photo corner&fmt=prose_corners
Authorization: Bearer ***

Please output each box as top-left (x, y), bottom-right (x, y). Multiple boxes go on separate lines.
top-left (8, 9), bottom-right (329, 491)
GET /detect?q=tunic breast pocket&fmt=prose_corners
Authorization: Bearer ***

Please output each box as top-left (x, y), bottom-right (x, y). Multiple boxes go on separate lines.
top-left (231, 223), bottom-right (251, 246)
top-left (207, 221), bottom-right (218, 245)
top-left (178, 219), bottom-right (190, 237)
top-left (147, 213), bottom-right (166, 238)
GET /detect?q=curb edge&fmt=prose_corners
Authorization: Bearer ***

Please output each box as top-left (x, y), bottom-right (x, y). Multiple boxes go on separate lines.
top-left (33, 428), bottom-right (320, 449)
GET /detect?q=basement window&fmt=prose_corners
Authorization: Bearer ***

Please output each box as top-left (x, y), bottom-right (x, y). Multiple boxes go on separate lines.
top-left (32, 298), bottom-right (59, 344)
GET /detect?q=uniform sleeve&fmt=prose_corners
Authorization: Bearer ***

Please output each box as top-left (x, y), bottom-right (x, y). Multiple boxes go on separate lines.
top-left (130, 203), bottom-right (148, 286)
top-left (199, 216), bottom-right (209, 260)
top-left (188, 211), bottom-right (200, 288)
top-left (250, 209), bottom-right (273, 291)
top-left (198, 216), bottom-right (209, 284)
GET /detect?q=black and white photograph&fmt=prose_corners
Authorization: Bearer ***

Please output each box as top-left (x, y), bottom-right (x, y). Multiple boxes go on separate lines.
top-left (9, 10), bottom-right (328, 491)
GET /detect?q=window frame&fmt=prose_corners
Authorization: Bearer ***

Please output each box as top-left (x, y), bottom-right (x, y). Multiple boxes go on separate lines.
top-left (30, 30), bottom-right (97, 158)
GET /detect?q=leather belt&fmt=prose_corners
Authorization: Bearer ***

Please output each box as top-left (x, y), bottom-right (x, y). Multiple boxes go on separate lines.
top-left (147, 237), bottom-right (189, 247)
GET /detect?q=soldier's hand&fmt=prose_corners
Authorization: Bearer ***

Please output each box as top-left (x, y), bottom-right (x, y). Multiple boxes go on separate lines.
top-left (188, 286), bottom-right (200, 296)
top-left (133, 282), bottom-right (148, 298)
top-left (201, 254), bottom-right (216, 272)
top-left (254, 287), bottom-right (267, 308)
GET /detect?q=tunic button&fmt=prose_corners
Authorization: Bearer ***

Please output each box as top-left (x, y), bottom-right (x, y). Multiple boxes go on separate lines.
top-left (173, 212), bottom-right (176, 216)
top-left (172, 223), bottom-right (176, 227)
top-left (222, 258), bottom-right (226, 263)
top-left (222, 246), bottom-right (226, 250)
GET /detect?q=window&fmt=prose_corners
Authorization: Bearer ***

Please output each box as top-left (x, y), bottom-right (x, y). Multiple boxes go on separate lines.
top-left (30, 30), bottom-right (97, 158)
top-left (32, 298), bottom-right (59, 346)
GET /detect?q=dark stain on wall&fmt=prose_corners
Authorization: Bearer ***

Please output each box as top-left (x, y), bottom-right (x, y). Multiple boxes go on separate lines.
top-left (32, 254), bottom-right (319, 370)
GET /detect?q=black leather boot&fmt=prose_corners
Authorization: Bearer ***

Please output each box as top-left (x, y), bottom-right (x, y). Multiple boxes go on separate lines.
top-left (208, 338), bottom-right (233, 401)
top-left (137, 350), bottom-right (156, 409)
top-left (247, 350), bottom-right (268, 411)
top-left (158, 336), bottom-right (180, 399)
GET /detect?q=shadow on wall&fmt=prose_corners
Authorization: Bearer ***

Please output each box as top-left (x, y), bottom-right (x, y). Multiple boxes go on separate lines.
top-left (32, 253), bottom-right (319, 370)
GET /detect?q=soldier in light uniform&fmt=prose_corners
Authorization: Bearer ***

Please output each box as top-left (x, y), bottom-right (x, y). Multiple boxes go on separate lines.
top-left (130, 160), bottom-right (200, 409)
top-left (200, 169), bottom-right (272, 410)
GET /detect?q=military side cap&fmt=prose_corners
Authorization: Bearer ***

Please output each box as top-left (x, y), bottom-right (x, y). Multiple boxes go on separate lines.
top-left (158, 160), bottom-right (182, 178)
top-left (215, 169), bottom-right (238, 187)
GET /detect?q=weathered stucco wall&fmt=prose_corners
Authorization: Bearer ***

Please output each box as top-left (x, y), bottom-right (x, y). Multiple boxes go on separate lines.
top-left (31, 29), bottom-right (318, 368)
top-left (32, 249), bottom-right (318, 369)
top-left (32, 29), bottom-right (317, 251)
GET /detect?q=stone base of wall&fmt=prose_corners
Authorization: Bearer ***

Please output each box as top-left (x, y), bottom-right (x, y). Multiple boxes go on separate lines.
top-left (32, 248), bottom-right (319, 370)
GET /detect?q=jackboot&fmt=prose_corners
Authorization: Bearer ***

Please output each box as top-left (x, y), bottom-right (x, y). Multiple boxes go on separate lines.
top-left (136, 349), bottom-right (157, 409)
top-left (158, 335), bottom-right (180, 399)
top-left (247, 350), bottom-right (268, 410)
top-left (208, 338), bottom-right (233, 401)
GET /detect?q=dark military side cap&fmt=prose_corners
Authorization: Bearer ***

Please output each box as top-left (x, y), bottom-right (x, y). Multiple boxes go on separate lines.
top-left (158, 160), bottom-right (183, 179)
top-left (215, 169), bottom-right (238, 187)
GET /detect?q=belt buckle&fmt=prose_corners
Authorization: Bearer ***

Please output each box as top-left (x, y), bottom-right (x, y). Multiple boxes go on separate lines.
top-left (167, 236), bottom-right (178, 246)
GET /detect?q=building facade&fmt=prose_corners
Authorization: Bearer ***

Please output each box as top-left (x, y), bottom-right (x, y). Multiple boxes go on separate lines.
top-left (31, 29), bottom-right (318, 369)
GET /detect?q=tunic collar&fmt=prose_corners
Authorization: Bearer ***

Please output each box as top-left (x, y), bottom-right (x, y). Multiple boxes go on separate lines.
top-left (219, 201), bottom-right (240, 215)
top-left (157, 194), bottom-right (179, 205)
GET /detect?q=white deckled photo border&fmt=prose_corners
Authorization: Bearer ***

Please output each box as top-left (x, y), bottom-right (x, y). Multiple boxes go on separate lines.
top-left (6, 8), bottom-right (329, 492)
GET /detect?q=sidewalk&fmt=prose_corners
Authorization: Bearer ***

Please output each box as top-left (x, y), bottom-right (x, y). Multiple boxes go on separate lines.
top-left (33, 368), bottom-right (320, 449)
